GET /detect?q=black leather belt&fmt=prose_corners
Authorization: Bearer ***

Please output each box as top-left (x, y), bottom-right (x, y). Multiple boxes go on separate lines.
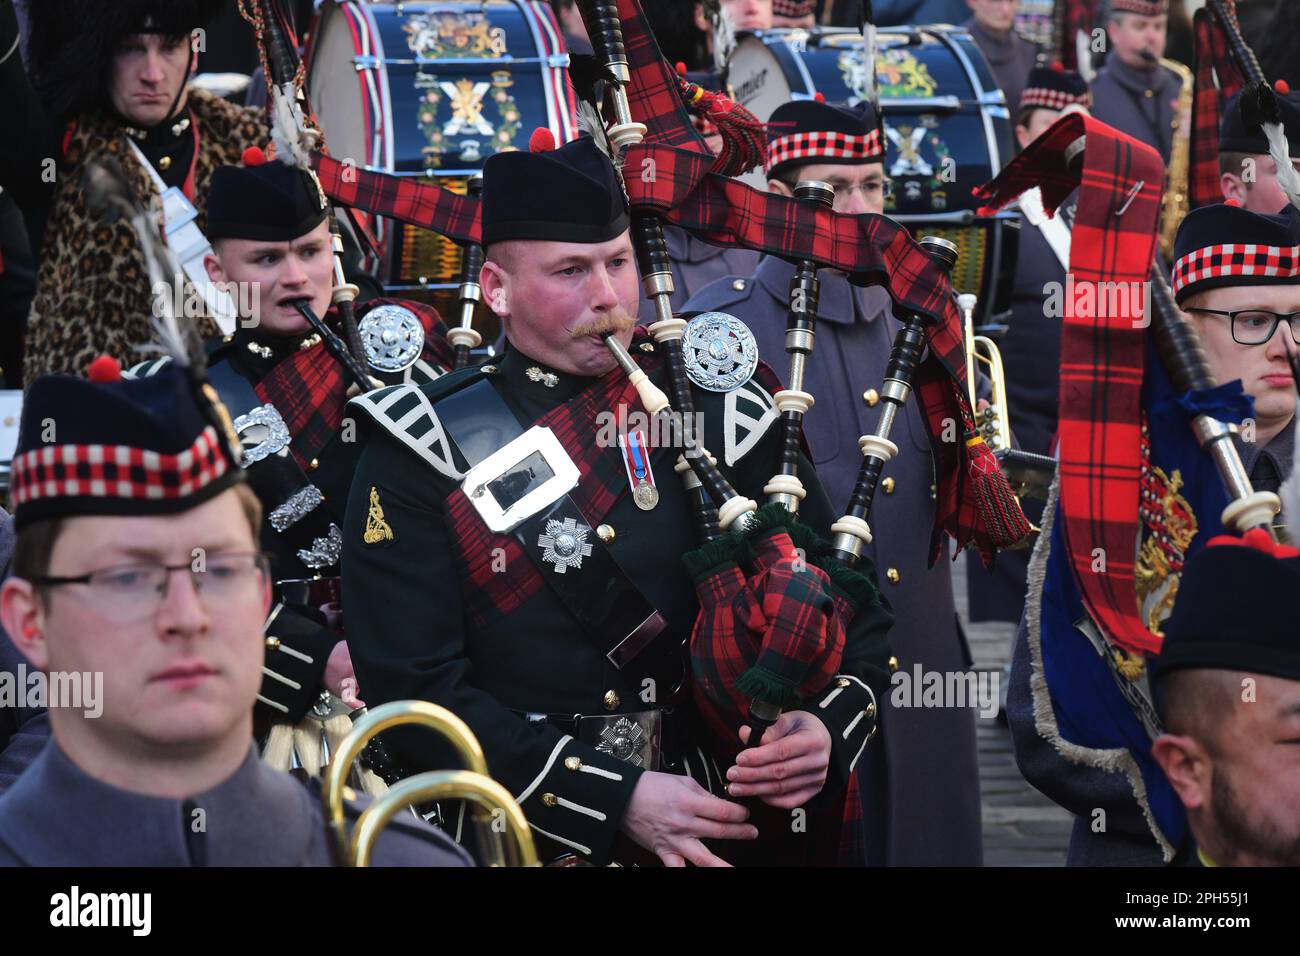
top-left (515, 707), bottom-right (688, 773)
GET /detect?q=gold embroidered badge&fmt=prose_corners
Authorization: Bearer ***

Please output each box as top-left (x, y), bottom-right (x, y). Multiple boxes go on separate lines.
top-left (363, 486), bottom-right (395, 545)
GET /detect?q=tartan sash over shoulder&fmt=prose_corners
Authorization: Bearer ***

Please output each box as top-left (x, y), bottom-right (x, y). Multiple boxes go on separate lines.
top-left (975, 113), bottom-right (1167, 657)
top-left (255, 299), bottom-right (449, 470)
top-left (312, 0), bottom-right (1020, 561)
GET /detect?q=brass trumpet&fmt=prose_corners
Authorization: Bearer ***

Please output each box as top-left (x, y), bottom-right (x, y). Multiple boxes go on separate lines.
top-left (960, 292), bottom-right (1056, 504)
top-left (960, 292), bottom-right (1011, 452)
top-left (323, 700), bottom-right (539, 867)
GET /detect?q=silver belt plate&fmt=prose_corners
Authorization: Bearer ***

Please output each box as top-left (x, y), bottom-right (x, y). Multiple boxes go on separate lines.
top-left (460, 425), bottom-right (580, 534)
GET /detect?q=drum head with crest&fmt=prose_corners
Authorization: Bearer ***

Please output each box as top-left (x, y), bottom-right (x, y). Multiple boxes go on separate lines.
top-left (306, 1), bottom-right (579, 307)
top-left (724, 26), bottom-right (1019, 325)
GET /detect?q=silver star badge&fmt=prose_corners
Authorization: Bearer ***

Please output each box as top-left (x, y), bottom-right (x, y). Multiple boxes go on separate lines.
top-left (537, 517), bottom-right (592, 574)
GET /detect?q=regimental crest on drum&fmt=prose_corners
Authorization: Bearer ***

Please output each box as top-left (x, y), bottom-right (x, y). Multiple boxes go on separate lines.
top-left (875, 45), bottom-right (938, 98)
top-left (403, 10), bottom-right (506, 60)
top-left (417, 69), bottom-right (522, 169)
top-left (682, 312), bottom-right (759, 393)
top-left (884, 116), bottom-right (953, 211)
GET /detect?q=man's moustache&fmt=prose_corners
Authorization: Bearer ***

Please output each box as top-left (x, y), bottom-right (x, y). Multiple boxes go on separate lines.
top-left (570, 311), bottom-right (636, 338)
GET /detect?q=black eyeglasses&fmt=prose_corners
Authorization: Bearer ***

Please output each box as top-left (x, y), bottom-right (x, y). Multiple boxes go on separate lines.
top-left (31, 552), bottom-right (271, 623)
top-left (1185, 308), bottom-right (1300, 346)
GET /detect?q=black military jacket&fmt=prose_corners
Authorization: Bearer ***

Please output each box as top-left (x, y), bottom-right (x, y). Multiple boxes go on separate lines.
top-left (341, 338), bottom-right (894, 864)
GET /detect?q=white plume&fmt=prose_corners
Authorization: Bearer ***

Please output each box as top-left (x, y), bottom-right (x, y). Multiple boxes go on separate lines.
top-left (1262, 120), bottom-right (1300, 213)
top-left (269, 82), bottom-right (316, 170)
top-left (712, 6), bottom-right (736, 77)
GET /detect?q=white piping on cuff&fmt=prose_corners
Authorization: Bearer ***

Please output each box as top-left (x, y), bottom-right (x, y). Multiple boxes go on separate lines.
top-left (529, 823), bottom-right (591, 857)
top-left (579, 764), bottom-right (622, 781)
top-left (556, 796), bottom-right (606, 821)
top-left (255, 693), bottom-right (289, 713)
top-left (262, 667), bottom-right (301, 690)
top-left (516, 735), bottom-right (573, 804)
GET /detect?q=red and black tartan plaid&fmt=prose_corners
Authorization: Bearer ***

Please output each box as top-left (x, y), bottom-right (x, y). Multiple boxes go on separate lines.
top-left (689, 525), bottom-right (846, 750)
top-left (255, 299), bottom-right (449, 471)
top-left (975, 112), bottom-right (1167, 657)
top-left (1057, 0), bottom-right (1102, 73)
top-left (9, 426), bottom-right (231, 508)
top-left (1190, 3), bottom-right (1245, 210)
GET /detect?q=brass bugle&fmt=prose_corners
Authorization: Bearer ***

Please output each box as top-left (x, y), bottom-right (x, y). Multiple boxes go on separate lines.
top-left (323, 700), bottom-right (528, 866)
top-left (352, 770), bottom-right (538, 867)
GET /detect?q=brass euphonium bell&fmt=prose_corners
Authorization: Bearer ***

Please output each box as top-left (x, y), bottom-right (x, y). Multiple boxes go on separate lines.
top-left (322, 700), bottom-right (539, 867)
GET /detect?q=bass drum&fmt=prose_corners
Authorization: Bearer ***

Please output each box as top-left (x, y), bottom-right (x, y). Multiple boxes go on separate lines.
top-left (306, 1), bottom-right (578, 311)
top-left (727, 26), bottom-right (1019, 327)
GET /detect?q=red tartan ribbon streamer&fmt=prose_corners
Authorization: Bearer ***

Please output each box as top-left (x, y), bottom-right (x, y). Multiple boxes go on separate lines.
top-left (974, 112), bottom-right (1167, 656)
top-left (1190, 4), bottom-right (1245, 209)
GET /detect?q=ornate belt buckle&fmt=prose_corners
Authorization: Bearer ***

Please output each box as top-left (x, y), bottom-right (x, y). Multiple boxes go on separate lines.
top-left (586, 710), bottom-right (662, 770)
top-left (460, 426), bottom-right (580, 534)
top-left (232, 404), bottom-right (291, 466)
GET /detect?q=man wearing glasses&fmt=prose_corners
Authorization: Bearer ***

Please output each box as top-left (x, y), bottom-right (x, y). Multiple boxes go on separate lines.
top-left (0, 361), bottom-right (468, 865)
top-left (1173, 201), bottom-right (1300, 497)
top-left (685, 97), bottom-right (986, 866)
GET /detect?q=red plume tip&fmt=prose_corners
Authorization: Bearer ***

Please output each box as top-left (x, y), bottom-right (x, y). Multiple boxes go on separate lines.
top-left (675, 61), bottom-right (688, 76)
top-left (813, 91), bottom-right (825, 103)
top-left (87, 355), bottom-right (122, 383)
top-left (528, 127), bottom-right (556, 153)
top-left (242, 145), bottom-right (267, 167)
top-left (1276, 79), bottom-right (1291, 96)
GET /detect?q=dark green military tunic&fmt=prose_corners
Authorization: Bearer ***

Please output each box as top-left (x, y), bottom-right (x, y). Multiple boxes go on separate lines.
top-left (341, 338), bottom-right (894, 864)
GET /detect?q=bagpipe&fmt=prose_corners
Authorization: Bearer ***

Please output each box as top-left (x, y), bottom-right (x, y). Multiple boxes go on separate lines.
top-left (572, 0), bottom-right (1029, 754)
top-left (299, 0), bottom-right (1032, 758)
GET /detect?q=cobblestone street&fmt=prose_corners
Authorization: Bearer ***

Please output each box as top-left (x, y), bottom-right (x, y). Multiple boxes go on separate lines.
top-left (952, 554), bottom-right (1073, 866)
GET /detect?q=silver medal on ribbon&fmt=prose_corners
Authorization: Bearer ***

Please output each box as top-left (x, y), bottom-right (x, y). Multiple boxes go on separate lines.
top-left (682, 311), bottom-right (759, 392)
top-left (359, 305), bottom-right (425, 373)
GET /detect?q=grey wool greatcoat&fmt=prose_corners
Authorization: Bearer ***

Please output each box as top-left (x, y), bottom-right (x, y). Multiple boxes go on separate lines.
top-left (1089, 56), bottom-right (1183, 166)
top-left (637, 225), bottom-right (761, 326)
top-left (686, 256), bottom-right (984, 865)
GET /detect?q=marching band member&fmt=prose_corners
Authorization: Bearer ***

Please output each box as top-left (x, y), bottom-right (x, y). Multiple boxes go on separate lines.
top-left (1218, 83), bottom-right (1300, 213)
top-left (1150, 530), bottom-right (1300, 867)
top-left (0, 360), bottom-right (468, 866)
top-left (0, 0), bottom-right (266, 380)
top-left (962, 0), bottom-right (1042, 117)
top-left (687, 98), bottom-right (983, 866)
top-left (129, 152), bottom-right (452, 733)
top-left (968, 64), bottom-right (1089, 627)
top-left (340, 133), bottom-right (893, 866)
top-left (1007, 199), bottom-right (1300, 866)
top-left (1090, 0), bottom-right (1184, 166)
